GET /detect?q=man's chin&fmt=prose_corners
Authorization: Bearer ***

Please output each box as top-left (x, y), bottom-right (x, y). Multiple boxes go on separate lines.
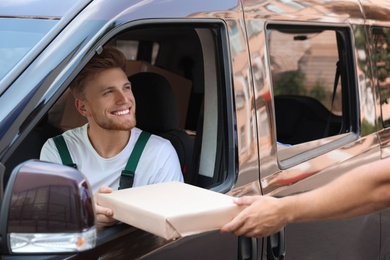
top-left (111, 122), bottom-right (136, 131)
top-left (98, 120), bottom-right (136, 131)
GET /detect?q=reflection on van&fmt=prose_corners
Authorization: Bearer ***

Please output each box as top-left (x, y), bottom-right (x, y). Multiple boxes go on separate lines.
top-left (1, 0), bottom-right (390, 259)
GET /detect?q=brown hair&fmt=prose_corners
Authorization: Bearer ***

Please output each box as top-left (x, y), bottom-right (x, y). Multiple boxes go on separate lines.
top-left (70, 47), bottom-right (127, 99)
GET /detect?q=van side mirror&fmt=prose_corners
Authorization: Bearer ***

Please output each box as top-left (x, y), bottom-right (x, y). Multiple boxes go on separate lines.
top-left (0, 160), bottom-right (96, 255)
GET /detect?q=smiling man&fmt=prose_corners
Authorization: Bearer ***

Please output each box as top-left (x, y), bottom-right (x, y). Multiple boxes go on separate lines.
top-left (40, 47), bottom-right (183, 227)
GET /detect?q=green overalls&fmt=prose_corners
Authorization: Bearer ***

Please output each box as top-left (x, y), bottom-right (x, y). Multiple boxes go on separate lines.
top-left (52, 131), bottom-right (151, 189)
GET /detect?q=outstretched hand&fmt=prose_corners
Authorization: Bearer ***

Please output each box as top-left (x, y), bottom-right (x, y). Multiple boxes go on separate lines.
top-left (94, 185), bottom-right (118, 228)
top-left (220, 195), bottom-right (288, 238)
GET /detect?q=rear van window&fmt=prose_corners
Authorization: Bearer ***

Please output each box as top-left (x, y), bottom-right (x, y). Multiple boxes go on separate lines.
top-left (266, 24), bottom-right (358, 166)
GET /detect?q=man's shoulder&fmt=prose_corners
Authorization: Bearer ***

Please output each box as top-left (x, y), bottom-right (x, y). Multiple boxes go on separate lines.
top-left (40, 125), bottom-right (86, 160)
top-left (61, 124), bottom-right (87, 139)
top-left (133, 128), bottom-right (171, 148)
top-left (47, 125), bottom-right (87, 147)
top-left (149, 133), bottom-right (170, 144)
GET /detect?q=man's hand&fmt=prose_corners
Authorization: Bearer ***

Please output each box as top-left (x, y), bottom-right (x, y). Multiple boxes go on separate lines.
top-left (220, 195), bottom-right (288, 238)
top-left (94, 185), bottom-right (118, 228)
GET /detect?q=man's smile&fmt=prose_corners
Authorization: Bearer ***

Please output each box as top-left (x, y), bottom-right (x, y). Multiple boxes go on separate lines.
top-left (112, 108), bottom-right (130, 116)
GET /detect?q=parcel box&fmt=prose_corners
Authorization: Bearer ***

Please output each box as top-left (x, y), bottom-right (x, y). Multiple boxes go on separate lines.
top-left (96, 182), bottom-right (244, 240)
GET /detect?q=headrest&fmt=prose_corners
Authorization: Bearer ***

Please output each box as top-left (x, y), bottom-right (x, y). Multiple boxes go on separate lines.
top-left (129, 72), bottom-right (180, 133)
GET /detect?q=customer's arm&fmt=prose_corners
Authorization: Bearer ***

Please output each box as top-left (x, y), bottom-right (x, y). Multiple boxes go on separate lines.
top-left (221, 157), bottom-right (390, 238)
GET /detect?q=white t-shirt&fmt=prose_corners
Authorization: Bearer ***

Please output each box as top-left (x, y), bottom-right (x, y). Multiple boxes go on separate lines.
top-left (40, 124), bottom-right (183, 194)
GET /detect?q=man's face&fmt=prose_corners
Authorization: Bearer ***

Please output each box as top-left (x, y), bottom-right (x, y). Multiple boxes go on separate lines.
top-left (77, 67), bottom-right (136, 131)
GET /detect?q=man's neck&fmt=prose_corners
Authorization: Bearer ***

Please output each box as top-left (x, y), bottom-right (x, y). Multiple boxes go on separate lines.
top-left (87, 125), bottom-right (131, 158)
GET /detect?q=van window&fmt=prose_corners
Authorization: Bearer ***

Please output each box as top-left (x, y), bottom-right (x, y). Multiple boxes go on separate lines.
top-left (266, 24), bottom-right (357, 165)
top-left (2, 23), bottom-right (235, 192)
top-left (372, 27), bottom-right (390, 127)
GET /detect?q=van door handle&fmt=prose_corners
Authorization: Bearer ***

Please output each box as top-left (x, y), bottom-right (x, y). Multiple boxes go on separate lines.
top-left (266, 229), bottom-right (285, 260)
top-left (238, 235), bottom-right (258, 260)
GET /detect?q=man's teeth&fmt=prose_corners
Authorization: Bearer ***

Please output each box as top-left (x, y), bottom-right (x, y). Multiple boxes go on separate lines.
top-left (114, 109), bottom-right (129, 115)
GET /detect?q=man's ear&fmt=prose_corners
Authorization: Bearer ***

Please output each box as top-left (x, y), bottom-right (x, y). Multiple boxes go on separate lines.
top-left (75, 99), bottom-right (89, 117)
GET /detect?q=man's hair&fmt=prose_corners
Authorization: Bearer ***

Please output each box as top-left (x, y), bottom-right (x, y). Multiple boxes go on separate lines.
top-left (70, 47), bottom-right (127, 99)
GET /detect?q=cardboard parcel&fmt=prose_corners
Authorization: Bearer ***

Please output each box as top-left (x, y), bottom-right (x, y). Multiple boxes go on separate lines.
top-left (96, 181), bottom-right (245, 240)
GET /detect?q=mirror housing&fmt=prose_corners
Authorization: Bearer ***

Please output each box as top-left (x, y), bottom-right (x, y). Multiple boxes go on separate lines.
top-left (0, 160), bottom-right (96, 255)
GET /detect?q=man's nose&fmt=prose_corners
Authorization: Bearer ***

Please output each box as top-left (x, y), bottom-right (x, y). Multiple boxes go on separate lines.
top-left (116, 90), bottom-right (130, 103)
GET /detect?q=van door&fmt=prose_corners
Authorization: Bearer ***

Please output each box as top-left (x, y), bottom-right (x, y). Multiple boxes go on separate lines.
top-left (1, 0), bottom-right (264, 259)
top-left (244, 1), bottom-right (382, 259)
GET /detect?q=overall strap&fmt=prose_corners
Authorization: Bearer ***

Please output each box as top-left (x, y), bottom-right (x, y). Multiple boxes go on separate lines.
top-left (119, 131), bottom-right (152, 189)
top-left (52, 135), bottom-right (77, 169)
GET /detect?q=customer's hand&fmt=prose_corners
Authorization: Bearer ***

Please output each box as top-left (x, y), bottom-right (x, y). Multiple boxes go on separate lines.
top-left (220, 195), bottom-right (287, 238)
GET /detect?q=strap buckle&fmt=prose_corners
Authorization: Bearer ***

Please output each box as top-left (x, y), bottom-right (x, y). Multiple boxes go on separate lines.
top-left (66, 163), bottom-right (78, 169)
top-left (119, 170), bottom-right (135, 189)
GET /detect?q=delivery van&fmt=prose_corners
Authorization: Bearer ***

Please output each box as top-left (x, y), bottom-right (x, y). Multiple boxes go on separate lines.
top-left (1, 0), bottom-right (390, 259)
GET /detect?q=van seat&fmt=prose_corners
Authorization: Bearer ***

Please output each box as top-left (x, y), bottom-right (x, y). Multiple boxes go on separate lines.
top-left (126, 60), bottom-right (192, 129)
top-left (274, 95), bottom-right (342, 145)
top-left (128, 72), bottom-right (194, 183)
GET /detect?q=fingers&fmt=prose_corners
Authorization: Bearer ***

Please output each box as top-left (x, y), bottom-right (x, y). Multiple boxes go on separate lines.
top-left (220, 195), bottom-right (284, 238)
top-left (98, 184), bottom-right (113, 194)
top-left (220, 205), bottom-right (251, 235)
top-left (95, 203), bottom-right (117, 227)
top-left (220, 196), bottom-right (257, 234)
top-left (94, 185), bottom-right (117, 227)
top-left (94, 184), bottom-right (113, 216)
top-left (232, 195), bottom-right (261, 206)
top-left (95, 203), bottom-right (113, 216)
top-left (95, 207), bottom-right (117, 227)
top-left (220, 217), bottom-right (243, 235)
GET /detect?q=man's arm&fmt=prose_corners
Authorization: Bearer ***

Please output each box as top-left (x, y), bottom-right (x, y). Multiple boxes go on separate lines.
top-left (220, 157), bottom-right (390, 238)
top-left (154, 141), bottom-right (184, 183)
top-left (40, 139), bottom-right (62, 163)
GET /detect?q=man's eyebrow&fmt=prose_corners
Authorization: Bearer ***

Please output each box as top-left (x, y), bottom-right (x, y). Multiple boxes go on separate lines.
top-left (100, 81), bottom-right (131, 92)
top-left (100, 86), bottom-right (115, 92)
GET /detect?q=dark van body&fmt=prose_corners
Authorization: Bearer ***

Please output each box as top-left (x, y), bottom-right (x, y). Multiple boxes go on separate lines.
top-left (1, 0), bottom-right (390, 259)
